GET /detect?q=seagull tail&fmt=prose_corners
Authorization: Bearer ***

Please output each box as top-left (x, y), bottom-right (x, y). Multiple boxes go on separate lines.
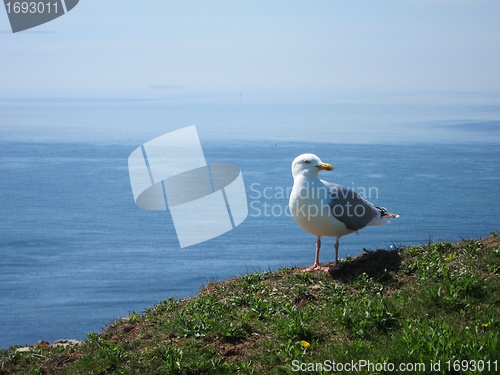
top-left (375, 206), bottom-right (399, 219)
top-left (382, 212), bottom-right (399, 219)
top-left (367, 206), bottom-right (399, 226)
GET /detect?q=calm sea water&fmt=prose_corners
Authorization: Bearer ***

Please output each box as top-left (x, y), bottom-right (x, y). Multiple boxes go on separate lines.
top-left (1, 92), bottom-right (499, 347)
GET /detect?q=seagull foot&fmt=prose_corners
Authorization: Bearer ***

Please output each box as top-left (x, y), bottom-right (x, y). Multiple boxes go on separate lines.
top-left (302, 264), bottom-right (330, 272)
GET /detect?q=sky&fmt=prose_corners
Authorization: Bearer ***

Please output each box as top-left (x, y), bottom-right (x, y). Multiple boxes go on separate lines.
top-left (1, 0), bottom-right (500, 97)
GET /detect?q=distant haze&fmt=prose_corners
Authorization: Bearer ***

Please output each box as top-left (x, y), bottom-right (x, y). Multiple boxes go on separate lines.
top-left (1, 0), bottom-right (499, 97)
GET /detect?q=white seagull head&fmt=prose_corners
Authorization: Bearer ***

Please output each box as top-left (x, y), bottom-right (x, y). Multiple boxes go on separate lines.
top-left (291, 153), bottom-right (333, 179)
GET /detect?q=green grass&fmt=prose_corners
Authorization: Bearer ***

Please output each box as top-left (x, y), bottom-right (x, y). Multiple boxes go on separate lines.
top-left (2, 234), bottom-right (499, 374)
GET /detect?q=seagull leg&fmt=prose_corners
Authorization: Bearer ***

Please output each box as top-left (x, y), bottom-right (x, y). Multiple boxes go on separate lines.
top-left (314, 237), bottom-right (321, 266)
top-left (303, 237), bottom-right (328, 272)
top-left (330, 238), bottom-right (340, 271)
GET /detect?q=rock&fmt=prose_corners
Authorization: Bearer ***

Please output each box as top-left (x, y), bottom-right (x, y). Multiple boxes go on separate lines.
top-left (14, 347), bottom-right (31, 353)
top-left (51, 339), bottom-right (81, 349)
top-left (14, 339), bottom-right (81, 353)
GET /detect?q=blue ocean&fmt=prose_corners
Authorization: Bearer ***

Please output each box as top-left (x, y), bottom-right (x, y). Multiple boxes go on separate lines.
top-left (1, 92), bottom-right (499, 348)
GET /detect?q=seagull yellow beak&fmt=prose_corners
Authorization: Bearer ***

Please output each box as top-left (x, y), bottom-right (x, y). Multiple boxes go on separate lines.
top-left (316, 163), bottom-right (333, 171)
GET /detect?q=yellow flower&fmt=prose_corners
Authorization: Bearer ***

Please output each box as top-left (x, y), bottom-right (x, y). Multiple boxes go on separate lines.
top-left (300, 340), bottom-right (310, 348)
top-left (482, 323), bottom-right (489, 329)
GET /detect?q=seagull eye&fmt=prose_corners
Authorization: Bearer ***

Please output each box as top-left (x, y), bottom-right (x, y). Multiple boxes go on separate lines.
top-left (304, 160), bottom-right (311, 164)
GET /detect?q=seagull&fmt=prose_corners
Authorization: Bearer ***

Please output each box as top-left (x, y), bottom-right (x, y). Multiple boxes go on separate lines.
top-left (289, 153), bottom-right (398, 272)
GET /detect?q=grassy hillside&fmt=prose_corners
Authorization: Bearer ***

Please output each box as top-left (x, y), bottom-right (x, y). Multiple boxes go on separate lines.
top-left (2, 234), bottom-right (499, 374)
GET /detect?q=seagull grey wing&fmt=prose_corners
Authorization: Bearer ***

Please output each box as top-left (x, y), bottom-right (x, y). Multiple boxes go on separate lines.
top-left (322, 180), bottom-right (379, 231)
